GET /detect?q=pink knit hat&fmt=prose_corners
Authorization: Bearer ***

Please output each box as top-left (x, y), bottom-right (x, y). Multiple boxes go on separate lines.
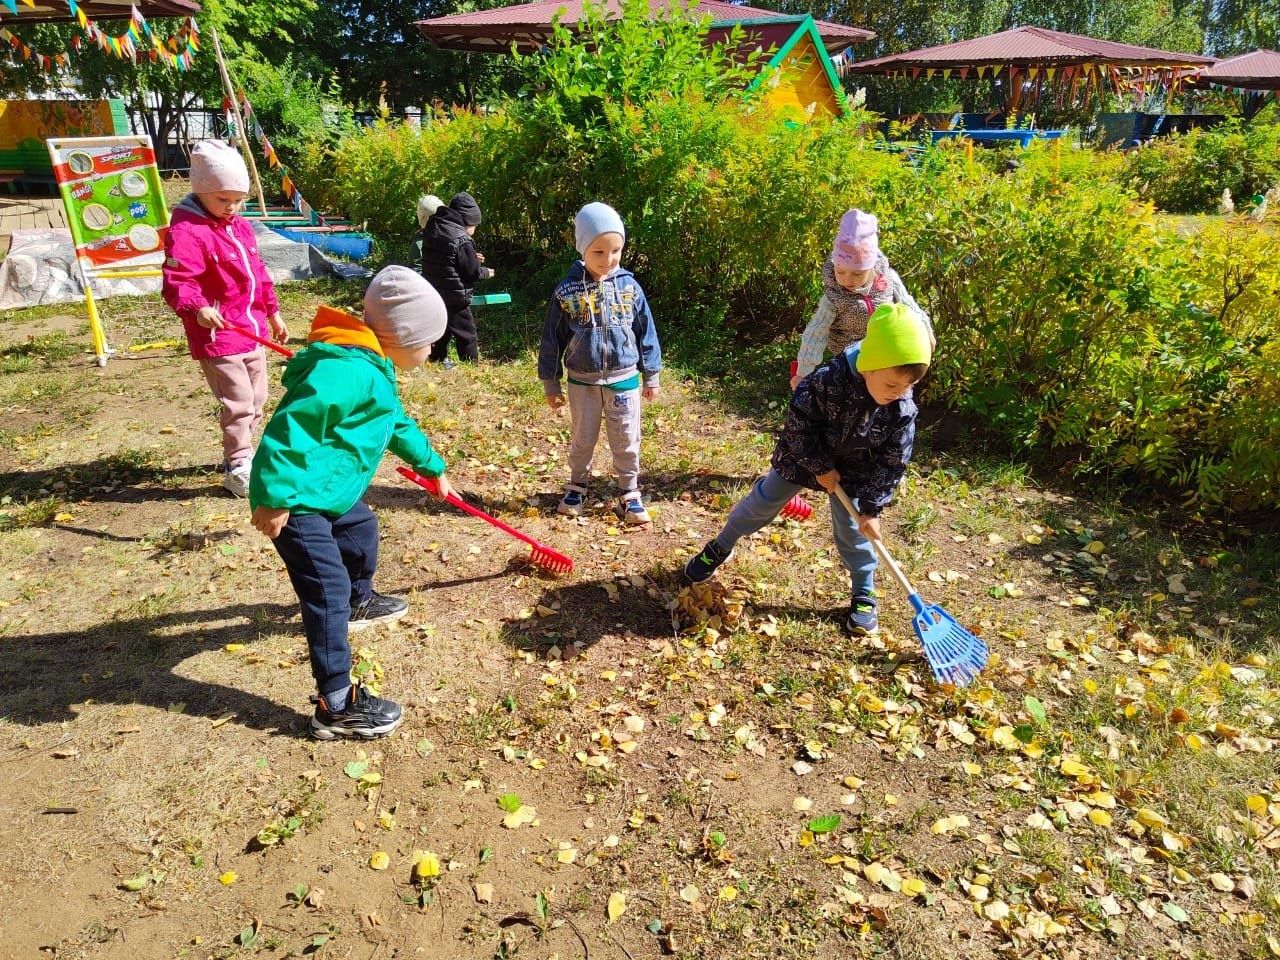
top-left (832, 208), bottom-right (879, 271)
top-left (190, 140), bottom-right (250, 195)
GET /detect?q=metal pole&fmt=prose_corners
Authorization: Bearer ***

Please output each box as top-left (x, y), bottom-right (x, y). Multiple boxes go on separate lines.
top-left (209, 24), bottom-right (269, 217)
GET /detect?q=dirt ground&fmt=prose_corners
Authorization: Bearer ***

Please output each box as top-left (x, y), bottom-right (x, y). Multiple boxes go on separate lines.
top-left (1, 287), bottom-right (1277, 960)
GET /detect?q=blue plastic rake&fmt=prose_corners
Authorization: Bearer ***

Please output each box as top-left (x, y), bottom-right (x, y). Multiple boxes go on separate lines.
top-left (832, 487), bottom-right (989, 686)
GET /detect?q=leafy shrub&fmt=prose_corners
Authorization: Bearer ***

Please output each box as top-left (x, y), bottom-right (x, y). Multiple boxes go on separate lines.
top-left (1124, 120), bottom-right (1280, 213)
top-left (237, 58), bottom-right (354, 158)
top-left (899, 151), bottom-right (1280, 510)
top-left (296, 10), bottom-right (1280, 511)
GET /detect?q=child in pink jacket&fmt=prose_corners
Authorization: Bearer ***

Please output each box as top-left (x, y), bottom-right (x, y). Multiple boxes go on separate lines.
top-left (162, 140), bottom-right (288, 497)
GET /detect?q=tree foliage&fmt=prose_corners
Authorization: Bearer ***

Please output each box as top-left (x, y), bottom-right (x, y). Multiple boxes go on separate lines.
top-left (0, 0), bottom-right (318, 162)
top-left (510, 0), bottom-right (766, 136)
top-left (304, 0), bottom-right (520, 111)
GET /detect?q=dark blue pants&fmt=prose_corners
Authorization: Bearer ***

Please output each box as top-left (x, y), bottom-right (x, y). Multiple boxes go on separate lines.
top-left (271, 501), bottom-right (378, 699)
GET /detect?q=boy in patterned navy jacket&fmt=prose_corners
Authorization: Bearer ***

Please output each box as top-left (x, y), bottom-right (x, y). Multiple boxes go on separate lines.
top-left (539, 202), bottom-right (662, 525)
top-left (684, 304), bottom-right (931, 636)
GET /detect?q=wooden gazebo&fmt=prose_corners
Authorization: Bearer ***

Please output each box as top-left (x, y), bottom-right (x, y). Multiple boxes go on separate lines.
top-left (849, 26), bottom-right (1213, 111)
top-left (1191, 50), bottom-right (1280, 119)
top-left (415, 0), bottom-right (872, 56)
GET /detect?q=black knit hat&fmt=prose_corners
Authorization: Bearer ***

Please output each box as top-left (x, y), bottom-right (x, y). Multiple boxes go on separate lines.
top-left (449, 192), bottom-right (482, 226)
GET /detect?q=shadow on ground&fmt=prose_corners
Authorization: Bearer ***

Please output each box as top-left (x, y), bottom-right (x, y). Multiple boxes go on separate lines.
top-left (0, 602), bottom-right (309, 735)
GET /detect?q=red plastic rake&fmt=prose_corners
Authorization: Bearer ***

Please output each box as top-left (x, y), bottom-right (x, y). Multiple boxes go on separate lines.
top-left (397, 466), bottom-right (574, 575)
top-left (227, 323), bottom-right (294, 358)
top-left (780, 494), bottom-right (812, 521)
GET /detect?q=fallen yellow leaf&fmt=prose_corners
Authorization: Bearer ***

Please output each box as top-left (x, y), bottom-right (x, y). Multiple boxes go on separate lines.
top-left (930, 814), bottom-right (970, 835)
top-left (503, 805), bottom-right (537, 829)
top-left (718, 885), bottom-right (738, 901)
top-left (1135, 807), bottom-right (1169, 830)
top-left (607, 891), bottom-right (627, 922)
top-left (901, 877), bottom-right (927, 898)
top-left (413, 852), bottom-right (441, 879)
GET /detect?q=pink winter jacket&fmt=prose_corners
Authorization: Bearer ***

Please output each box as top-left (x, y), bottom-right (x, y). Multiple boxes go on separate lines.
top-left (162, 194), bottom-right (280, 360)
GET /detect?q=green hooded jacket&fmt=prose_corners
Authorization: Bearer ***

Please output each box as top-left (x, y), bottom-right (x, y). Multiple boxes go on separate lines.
top-left (249, 339), bottom-right (445, 516)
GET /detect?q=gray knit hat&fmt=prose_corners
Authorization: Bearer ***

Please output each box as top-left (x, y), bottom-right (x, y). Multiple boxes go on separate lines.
top-left (574, 201), bottom-right (625, 255)
top-left (362, 266), bottom-right (447, 349)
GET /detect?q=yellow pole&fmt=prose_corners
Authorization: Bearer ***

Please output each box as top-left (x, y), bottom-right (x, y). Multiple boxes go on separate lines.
top-left (96, 269), bottom-right (164, 280)
top-left (209, 25), bottom-right (269, 218)
top-left (79, 263), bottom-right (111, 367)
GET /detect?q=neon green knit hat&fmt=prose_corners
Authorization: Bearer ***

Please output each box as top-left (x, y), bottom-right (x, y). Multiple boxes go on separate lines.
top-left (855, 303), bottom-right (932, 373)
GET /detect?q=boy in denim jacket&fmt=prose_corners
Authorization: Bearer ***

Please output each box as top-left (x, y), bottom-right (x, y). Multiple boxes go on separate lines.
top-left (538, 202), bottom-right (662, 524)
top-left (685, 304), bottom-right (931, 637)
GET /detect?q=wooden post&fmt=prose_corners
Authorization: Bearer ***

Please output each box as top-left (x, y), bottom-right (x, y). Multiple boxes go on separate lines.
top-left (209, 24), bottom-right (269, 218)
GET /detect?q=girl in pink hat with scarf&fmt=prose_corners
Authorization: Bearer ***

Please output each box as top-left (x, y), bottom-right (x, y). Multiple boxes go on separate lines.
top-left (790, 209), bottom-right (933, 390)
top-left (163, 140), bottom-right (288, 497)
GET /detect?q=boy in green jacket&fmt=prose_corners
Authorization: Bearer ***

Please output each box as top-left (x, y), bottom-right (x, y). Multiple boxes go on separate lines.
top-left (249, 266), bottom-right (453, 740)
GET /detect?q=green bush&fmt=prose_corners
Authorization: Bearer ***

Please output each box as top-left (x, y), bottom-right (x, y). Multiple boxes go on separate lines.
top-left (1123, 120), bottom-right (1280, 213)
top-left (294, 6), bottom-right (1280, 512)
top-left (896, 149), bottom-right (1280, 510)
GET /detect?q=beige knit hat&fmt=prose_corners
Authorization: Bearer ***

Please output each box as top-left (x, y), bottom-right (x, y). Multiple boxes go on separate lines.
top-left (190, 140), bottom-right (250, 195)
top-left (362, 266), bottom-right (447, 349)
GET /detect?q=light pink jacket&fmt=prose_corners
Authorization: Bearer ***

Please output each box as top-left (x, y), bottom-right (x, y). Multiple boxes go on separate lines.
top-left (162, 194), bottom-right (279, 360)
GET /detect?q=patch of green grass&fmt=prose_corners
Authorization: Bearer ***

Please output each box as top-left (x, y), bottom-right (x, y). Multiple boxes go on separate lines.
top-left (0, 332), bottom-right (81, 372)
top-left (0, 495), bottom-right (62, 532)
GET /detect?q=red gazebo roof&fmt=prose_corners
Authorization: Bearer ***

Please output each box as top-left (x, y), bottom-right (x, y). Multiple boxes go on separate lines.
top-left (850, 25), bottom-right (1212, 74)
top-left (1194, 50), bottom-right (1280, 91)
top-left (0, 0), bottom-right (200, 22)
top-left (415, 0), bottom-right (873, 56)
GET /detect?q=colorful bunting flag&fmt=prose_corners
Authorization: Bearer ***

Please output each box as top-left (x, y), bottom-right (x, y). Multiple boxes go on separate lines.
top-left (238, 92), bottom-right (328, 224)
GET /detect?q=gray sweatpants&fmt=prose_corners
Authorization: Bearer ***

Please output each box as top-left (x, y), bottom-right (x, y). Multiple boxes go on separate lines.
top-left (566, 381), bottom-right (642, 494)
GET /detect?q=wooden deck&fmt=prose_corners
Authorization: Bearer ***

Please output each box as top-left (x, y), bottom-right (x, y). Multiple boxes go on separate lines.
top-left (0, 196), bottom-right (68, 255)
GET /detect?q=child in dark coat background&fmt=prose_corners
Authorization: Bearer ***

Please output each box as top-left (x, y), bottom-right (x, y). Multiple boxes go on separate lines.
top-left (417, 192), bottom-right (494, 365)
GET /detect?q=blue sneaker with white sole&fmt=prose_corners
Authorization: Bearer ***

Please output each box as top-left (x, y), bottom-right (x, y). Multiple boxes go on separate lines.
top-left (846, 596), bottom-right (879, 636)
top-left (557, 486), bottom-right (586, 517)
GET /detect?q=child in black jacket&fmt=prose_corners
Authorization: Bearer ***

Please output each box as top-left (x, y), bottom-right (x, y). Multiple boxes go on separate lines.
top-left (684, 304), bottom-right (932, 637)
top-left (418, 192), bottom-right (494, 364)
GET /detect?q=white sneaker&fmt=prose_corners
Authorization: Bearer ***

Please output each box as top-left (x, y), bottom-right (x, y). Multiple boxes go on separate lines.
top-left (617, 493), bottom-right (651, 525)
top-left (557, 485), bottom-right (587, 517)
top-left (222, 461), bottom-right (250, 498)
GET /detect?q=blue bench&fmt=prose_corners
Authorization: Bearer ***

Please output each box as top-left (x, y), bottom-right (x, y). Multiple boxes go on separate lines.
top-left (930, 128), bottom-right (1067, 148)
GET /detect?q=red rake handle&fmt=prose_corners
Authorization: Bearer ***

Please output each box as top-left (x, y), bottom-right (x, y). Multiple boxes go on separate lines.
top-left (227, 323), bottom-right (294, 358)
top-left (396, 466), bottom-right (543, 553)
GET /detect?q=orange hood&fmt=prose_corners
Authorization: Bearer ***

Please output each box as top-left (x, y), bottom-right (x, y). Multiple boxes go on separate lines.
top-left (307, 305), bottom-right (384, 356)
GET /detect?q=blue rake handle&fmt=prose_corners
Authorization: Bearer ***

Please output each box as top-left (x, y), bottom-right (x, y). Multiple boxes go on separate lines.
top-left (829, 485), bottom-right (988, 686)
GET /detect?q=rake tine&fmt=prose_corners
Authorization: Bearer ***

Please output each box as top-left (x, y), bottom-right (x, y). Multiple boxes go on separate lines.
top-left (397, 467), bottom-right (574, 575)
top-left (829, 485), bottom-right (988, 687)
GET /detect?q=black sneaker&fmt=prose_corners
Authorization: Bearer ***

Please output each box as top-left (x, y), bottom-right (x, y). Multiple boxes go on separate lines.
top-left (846, 595), bottom-right (880, 637)
top-left (683, 540), bottom-right (731, 583)
top-left (310, 686), bottom-right (403, 740)
top-left (349, 591), bottom-right (408, 633)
